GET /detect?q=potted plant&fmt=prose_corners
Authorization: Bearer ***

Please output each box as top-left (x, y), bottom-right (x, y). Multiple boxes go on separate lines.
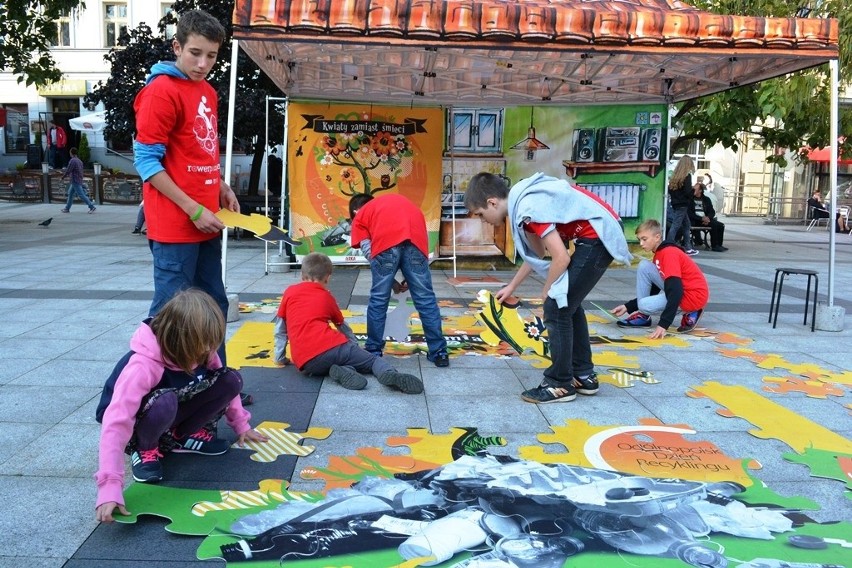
top-left (78, 133), bottom-right (91, 167)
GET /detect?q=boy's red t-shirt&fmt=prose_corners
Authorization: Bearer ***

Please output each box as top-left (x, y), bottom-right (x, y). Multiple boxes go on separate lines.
top-left (653, 246), bottom-right (709, 311)
top-left (350, 194), bottom-right (430, 257)
top-left (276, 281), bottom-right (349, 369)
top-left (524, 185), bottom-right (620, 241)
top-left (134, 75), bottom-right (222, 243)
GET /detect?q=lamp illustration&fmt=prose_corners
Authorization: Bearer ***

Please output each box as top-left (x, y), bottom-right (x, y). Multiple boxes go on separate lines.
top-left (511, 107), bottom-right (550, 161)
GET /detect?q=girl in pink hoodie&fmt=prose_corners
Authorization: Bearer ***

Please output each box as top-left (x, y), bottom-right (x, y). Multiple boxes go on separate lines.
top-left (94, 289), bottom-right (267, 522)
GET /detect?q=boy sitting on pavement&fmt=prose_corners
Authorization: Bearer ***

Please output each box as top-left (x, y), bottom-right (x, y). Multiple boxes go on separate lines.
top-left (611, 219), bottom-right (708, 338)
top-left (274, 252), bottom-right (423, 394)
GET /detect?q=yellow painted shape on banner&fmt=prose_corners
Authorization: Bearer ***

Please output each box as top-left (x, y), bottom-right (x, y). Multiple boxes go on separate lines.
top-left (226, 321), bottom-right (277, 369)
top-left (520, 418), bottom-right (759, 487)
top-left (475, 290), bottom-right (547, 358)
top-left (191, 480), bottom-right (322, 517)
top-left (232, 421), bottom-right (333, 462)
top-left (762, 376), bottom-right (845, 399)
top-left (596, 332), bottom-right (692, 349)
top-left (717, 347), bottom-right (852, 385)
top-left (386, 427), bottom-right (507, 465)
top-left (600, 369), bottom-right (660, 388)
top-left (688, 381), bottom-right (852, 454)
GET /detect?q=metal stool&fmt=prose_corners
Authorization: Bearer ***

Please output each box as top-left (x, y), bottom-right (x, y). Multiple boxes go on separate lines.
top-left (768, 268), bottom-right (818, 332)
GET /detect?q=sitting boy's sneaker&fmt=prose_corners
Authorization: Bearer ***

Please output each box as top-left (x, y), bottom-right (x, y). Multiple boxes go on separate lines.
top-left (677, 309), bottom-right (704, 333)
top-left (616, 312), bottom-right (652, 328)
top-left (521, 381), bottom-right (576, 404)
top-left (329, 365), bottom-right (368, 390)
top-left (172, 427), bottom-right (230, 455)
top-left (378, 371), bottom-right (424, 394)
top-left (572, 372), bottom-right (599, 395)
top-left (130, 448), bottom-right (164, 483)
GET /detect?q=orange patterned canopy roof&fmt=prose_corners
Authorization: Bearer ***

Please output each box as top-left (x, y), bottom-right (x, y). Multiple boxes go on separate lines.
top-left (232, 0), bottom-right (838, 105)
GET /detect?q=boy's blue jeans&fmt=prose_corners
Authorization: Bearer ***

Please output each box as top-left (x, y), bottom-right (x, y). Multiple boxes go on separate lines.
top-left (148, 238), bottom-right (229, 364)
top-left (366, 242), bottom-right (447, 360)
top-left (541, 239), bottom-right (613, 387)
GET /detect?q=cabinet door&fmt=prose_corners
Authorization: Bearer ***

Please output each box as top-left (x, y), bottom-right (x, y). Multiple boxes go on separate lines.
top-left (447, 108), bottom-right (504, 154)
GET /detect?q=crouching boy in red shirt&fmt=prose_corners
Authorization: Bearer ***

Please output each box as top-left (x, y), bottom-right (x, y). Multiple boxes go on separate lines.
top-left (611, 219), bottom-right (709, 338)
top-left (274, 252), bottom-right (423, 394)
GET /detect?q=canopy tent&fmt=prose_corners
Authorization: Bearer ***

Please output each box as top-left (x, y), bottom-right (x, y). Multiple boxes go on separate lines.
top-left (232, 0), bottom-right (837, 106)
top-left (805, 145), bottom-right (852, 165)
top-left (228, 0), bottom-right (842, 307)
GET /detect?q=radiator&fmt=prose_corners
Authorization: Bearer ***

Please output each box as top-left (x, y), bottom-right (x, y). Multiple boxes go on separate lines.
top-left (580, 183), bottom-right (645, 218)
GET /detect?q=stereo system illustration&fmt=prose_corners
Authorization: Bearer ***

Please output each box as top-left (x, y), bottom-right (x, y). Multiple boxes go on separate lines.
top-left (572, 127), bottom-right (662, 163)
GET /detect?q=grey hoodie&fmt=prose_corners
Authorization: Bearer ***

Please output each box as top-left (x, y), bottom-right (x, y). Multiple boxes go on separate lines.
top-left (507, 172), bottom-right (633, 307)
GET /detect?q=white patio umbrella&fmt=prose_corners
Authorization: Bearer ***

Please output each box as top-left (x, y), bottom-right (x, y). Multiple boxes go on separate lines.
top-left (69, 112), bottom-right (106, 133)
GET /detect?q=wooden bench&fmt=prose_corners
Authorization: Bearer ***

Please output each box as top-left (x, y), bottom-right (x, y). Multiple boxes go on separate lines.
top-left (690, 226), bottom-right (711, 250)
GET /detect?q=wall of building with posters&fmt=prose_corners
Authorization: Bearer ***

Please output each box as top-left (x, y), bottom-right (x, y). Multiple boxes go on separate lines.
top-left (286, 102), bottom-right (444, 262)
top-left (284, 102), bottom-right (668, 262)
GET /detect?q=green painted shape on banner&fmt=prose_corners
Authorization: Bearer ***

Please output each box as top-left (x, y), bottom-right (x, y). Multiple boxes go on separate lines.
top-left (117, 482), bottom-right (290, 536)
top-left (116, 483), bottom-right (221, 533)
top-left (784, 447), bottom-right (852, 491)
top-left (734, 460), bottom-right (820, 510)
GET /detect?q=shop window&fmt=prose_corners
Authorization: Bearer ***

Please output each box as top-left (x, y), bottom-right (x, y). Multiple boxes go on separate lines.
top-left (446, 108), bottom-right (503, 155)
top-left (3, 104), bottom-right (30, 154)
top-left (104, 2), bottom-right (129, 47)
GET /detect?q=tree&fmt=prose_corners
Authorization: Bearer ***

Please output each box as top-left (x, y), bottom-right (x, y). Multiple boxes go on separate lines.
top-left (0, 0), bottom-right (86, 87)
top-left (85, 0), bottom-right (285, 193)
top-left (676, 0), bottom-right (852, 165)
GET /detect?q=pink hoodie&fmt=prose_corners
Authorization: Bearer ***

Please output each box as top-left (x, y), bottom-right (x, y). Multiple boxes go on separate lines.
top-left (94, 323), bottom-right (251, 508)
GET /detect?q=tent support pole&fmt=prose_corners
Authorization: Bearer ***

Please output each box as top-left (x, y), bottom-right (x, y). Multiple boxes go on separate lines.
top-left (828, 59), bottom-right (838, 306)
top-left (222, 38), bottom-right (240, 291)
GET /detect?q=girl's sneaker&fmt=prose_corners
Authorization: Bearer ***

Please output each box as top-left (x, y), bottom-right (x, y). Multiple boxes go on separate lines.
top-left (616, 312), bottom-right (652, 328)
top-left (172, 427), bottom-right (229, 455)
top-left (130, 448), bottom-right (163, 483)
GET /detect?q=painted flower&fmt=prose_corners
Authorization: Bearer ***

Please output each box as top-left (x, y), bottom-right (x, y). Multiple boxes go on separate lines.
top-left (340, 167), bottom-right (356, 184)
top-left (524, 321), bottom-right (544, 340)
top-left (370, 131), bottom-right (396, 156)
top-left (321, 135), bottom-right (342, 155)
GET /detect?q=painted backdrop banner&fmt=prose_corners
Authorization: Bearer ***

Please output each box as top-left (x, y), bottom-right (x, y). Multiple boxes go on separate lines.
top-left (287, 102), bottom-right (443, 262)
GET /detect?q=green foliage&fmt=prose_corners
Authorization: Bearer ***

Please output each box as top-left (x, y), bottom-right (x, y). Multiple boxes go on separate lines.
top-left (86, 0), bottom-right (285, 192)
top-left (78, 133), bottom-right (90, 164)
top-left (675, 0), bottom-right (852, 166)
top-left (0, 0), bottom-right (86, 87)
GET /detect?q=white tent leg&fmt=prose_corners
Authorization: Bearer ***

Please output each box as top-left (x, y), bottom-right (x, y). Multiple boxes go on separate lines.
top-left (223, 38), bottom-right (240, 321)
top-left (828, 59), bottom-right (838, 306)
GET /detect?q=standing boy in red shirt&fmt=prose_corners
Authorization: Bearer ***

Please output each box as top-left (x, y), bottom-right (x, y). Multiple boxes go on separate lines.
top-left (612, 219), bottom-right (709, 338)
top-left (274, 253), bottom-right (423, 394)
top-left (133, 9), bottom-right (238, 365)
top-left (349, 194), bottom-right (449, 367)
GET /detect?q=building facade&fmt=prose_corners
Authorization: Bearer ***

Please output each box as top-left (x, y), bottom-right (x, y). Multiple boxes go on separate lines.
top-left (0, 1), bottom-right (175, 171)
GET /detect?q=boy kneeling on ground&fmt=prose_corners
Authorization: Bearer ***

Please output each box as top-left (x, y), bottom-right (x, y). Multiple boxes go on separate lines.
top-left (611, 219), bottom-right (709, 339)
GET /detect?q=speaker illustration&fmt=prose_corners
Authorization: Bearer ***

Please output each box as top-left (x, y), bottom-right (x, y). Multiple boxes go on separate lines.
top-left (573, 128), bottom-right (597, 162)
top-left (641, 127), bottom-right (662, 161)
top-left (598, 127), bottom-right (640, 162)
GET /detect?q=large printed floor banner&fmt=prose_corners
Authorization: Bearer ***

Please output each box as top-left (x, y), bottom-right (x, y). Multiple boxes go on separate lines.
top-left (287, 102), bottom-right (444, 262)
